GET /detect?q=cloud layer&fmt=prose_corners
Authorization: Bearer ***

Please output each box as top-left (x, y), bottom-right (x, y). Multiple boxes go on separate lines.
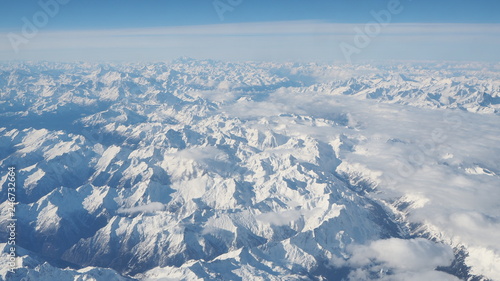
top-left (1, 21), bottom-right (499, 62)
top-left (335, 238), bottom-right (458, 281)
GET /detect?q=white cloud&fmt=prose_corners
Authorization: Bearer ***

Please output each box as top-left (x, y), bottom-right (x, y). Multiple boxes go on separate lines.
top-left (337, 238), bottom-right (458, 281)
top-left (255, 209), bottom-right (303, 226)
top-left (171, 146), bottom-right (229, 163)
top-left (351, 238), bottom-right (454, 270)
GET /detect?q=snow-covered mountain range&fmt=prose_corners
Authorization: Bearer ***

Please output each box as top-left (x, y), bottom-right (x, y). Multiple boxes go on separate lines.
top-left (0, 60), bottom-right (499, 281)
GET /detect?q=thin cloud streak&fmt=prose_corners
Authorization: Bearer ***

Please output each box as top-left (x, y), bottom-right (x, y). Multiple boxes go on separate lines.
top-left (1, 21), bottom-right (499, 62)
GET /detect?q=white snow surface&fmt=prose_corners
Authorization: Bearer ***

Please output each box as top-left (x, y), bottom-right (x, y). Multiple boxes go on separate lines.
top-left (0, 60), bottom-right (499, 281)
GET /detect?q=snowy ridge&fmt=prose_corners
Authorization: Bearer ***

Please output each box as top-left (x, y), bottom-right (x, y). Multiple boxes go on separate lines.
top-left (0, 60), bottom-right (499, 281)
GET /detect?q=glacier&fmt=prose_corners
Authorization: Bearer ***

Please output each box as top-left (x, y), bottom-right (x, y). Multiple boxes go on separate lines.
top-left (0, 60), bottom-right (499, 281)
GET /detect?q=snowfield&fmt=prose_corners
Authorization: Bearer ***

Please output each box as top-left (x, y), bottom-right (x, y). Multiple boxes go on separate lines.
top-left (0, 60), bottom-right (499, 281)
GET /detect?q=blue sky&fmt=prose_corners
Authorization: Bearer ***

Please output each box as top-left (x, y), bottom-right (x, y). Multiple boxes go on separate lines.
top-left (0, 0), bottom-right (499, 62)
top-left (1, 0), bottom-right (500, 28)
